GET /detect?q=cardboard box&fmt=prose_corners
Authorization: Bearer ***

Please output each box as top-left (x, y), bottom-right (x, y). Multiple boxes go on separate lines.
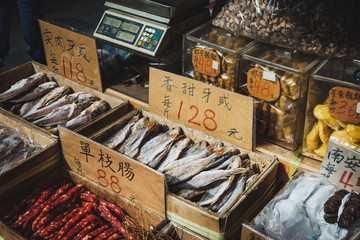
top-left (61, 108), bottom-right (278, 240)
top-left (0, 61), bottom-right (131, 137)
top-left (0, 108), bottom-right (60, 203)
top-left (0, 168), bottom-right (165, 239)
top-left (160, 222), bottom-right (208, 240)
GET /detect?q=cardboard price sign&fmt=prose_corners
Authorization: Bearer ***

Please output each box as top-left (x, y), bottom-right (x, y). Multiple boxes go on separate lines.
top-left (58, 126), bottom-right (165, 218)
top-left (320, 140), bottom-right (360, 193)
top-left (328, 86), bottom-right (360, 124)
top-left (39, 20), bottom-right (102, 91)
top-left (247, 67), bottom-right (280, 102)
top-left (149, 68), bottom-right (255, 151)
top-left (192, 48), bottom-right (221, 77)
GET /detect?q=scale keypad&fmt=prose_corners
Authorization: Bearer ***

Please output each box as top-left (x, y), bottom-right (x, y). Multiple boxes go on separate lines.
top-left (136, 26), bottom-right (164, 52)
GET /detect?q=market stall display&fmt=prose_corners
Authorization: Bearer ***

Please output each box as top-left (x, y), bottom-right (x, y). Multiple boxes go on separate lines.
top-left (242, 171), bottom-right (360, 240)
top-left (183, 21), bottom-right (254, 91)
top-left (100, 112), bottom-right (262, 214)
top-left (84, 108), bottom-right (278, 239)
top-left (238, 42), bottom-right (321, 150)
top-left (302, 58), bottom-right (360, 160)
top-left (212, 0), bottom-right (360, 58)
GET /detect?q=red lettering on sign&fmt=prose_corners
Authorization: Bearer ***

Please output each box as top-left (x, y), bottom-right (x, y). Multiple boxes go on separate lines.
top-left (177, 102), bottom-right (218, 131)
top-left (339, 171), bottom-right (354, 189)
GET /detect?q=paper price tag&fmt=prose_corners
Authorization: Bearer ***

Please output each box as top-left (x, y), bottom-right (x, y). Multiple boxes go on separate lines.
top-left (192, 48), bottom-right (221, 77)
top-left (328, 86), bottom-right (360, 124)
top-left (320, 140), bottom-right (360, 193)
top-left (247, 67), bottom-right (280, 102)
top-left (39, 20), bottom-right (102, 91)
top-left (149, 68), bottom-right (255, 151)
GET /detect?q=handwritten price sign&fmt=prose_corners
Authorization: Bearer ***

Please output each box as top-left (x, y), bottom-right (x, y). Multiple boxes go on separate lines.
top-left (329, 87), bottom-right (360, 124)
top-left (192, 48), bottom-right (221, 77)
top-left (321, 140), bottom-right (360, 193)
top-left (39, 20), bottom-right (102, 91)
top-left (247, 67), bottom-right (280, 102)
top-left (149, 68), bottom-right (255, 151)
top-left (58, 126), bottom-right (165, 218)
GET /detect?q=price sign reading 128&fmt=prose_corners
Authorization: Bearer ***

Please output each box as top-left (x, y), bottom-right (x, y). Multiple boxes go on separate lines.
top-left (149, 68), bottom-right (255, 151)
top-left (178, 101), bottom-right (217, 131)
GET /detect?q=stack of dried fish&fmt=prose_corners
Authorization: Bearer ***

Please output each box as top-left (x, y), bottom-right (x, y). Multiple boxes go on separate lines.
top-left (0, 72), bottom-right (109, 133)
top-left (0, 123), bottom-right (43, 174)
top-left (101, 114), bottom-right (262, 214)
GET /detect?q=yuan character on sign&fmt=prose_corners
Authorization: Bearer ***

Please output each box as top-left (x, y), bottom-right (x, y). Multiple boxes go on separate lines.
top-left (227, 128), bottom-right (243, 140)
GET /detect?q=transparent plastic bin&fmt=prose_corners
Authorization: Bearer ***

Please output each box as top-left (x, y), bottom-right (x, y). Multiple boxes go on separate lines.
top-left (238, 42), bottom-right (321, 150)
top-left (183, 21), bottom-right (255, 91)
top-left (302, 58), bottom-right (360, 161)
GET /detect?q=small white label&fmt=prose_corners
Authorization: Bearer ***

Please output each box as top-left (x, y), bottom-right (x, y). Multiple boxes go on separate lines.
top-left (263, 71), bottom-right (276, 82)
top-left (212, 61), bottom-right (219, 70)
top-left (357, 102), bottom-right (360, 113)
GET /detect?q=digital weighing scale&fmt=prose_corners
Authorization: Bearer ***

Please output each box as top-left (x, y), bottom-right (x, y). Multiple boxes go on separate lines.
top-left (93, 0), bottom-right (210, 102)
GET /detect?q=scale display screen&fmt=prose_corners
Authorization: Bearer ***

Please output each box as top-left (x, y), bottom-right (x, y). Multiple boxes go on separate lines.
top-left (104, 16), bottom-right (121, 28)
top-left (94, 10), bottom-right (168, 56)
top-left (121, 22), bottom-right (140, 34)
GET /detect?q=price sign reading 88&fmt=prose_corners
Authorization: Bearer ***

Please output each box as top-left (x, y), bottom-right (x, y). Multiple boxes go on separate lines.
top-left (178, 101), bottom-right (217, 131)
top-left (97, 169), bottom-right (121, 194)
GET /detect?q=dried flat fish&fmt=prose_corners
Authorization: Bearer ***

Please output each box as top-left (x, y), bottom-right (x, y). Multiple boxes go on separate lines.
top-left (172, 168), bottom-right (247, 191)
top-left (180, 140), bottom-right (209, 158)
top-left (20, 86), bottom-right (72, 118)
top-left (136, 132), bottom-right (166, 161)
top-left (66, 100), bottom-right (108, 130)
top-left (197, 178), bottom-right (232, 207)
top-left (118, 119), bottom-right (160, 158)
top-left (23, 92), bottom-right (97, 120)
top-left (102, 115), bottom-right (140, 149)
top-left (139, 127), bottom-right (183, 168)
top-left (177, 189), bottom-right (206, 201)
top-left (32, 100), bottom-right (93, 126)
top-left (212, 171), bottom-right (249, 213)
top-left (0, 72), bottom-right (47, 102)
top-left (156, 137), bottom-right (192, 172)
top-left (9, 81), bottom-right (58, 103)
top-left (245, 173), bottom-right (259, 191)
top-left (166, 146), bottom-right (238, 186)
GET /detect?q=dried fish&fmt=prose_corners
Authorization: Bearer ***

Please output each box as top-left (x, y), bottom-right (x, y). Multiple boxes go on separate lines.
top-left (118, 119), bottom-right (160, 158)
top-left (32, 100), bottom-right (93, 126)
top-left (102, 115), bottom-right (140, 149)
top-left (66, 100), bottom-right (108, 130)
top-left (213, 171), bottom-right (250, 214)
top-left (180, 140), bottom-right (209, 158)
top-left (138, 127), bottom-right (183, 168)
top-left (20, 86), bottom-right (72, 117)
top-left (9, 81), bottom-right (58, 103)
top-left (0, 72), bottom-right (47, 102)
top-left (245, 173), bottom-right (259, 191)
top-left (166, 146), bottom-right (238, 186)
top-left (177, 189), bottom-right (206, 201)
top-left (197, 178), bottom-right (233, 207)
top-left (156, 137), bottom-right (192, 172)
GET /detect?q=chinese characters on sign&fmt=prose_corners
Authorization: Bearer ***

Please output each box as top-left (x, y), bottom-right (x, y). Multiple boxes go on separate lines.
top-left (39, 21), bottom-right (102, 91)
top-left (77, 140), bottom-right (135, 194)
top-left (192, 48), bottom-right (221, 77)
top-left (320, 141), bottom-right (360, 192)
top-left (150, 68), bottom-right (255, 150)
top-left (328, 87), bottom-right (360, 124)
